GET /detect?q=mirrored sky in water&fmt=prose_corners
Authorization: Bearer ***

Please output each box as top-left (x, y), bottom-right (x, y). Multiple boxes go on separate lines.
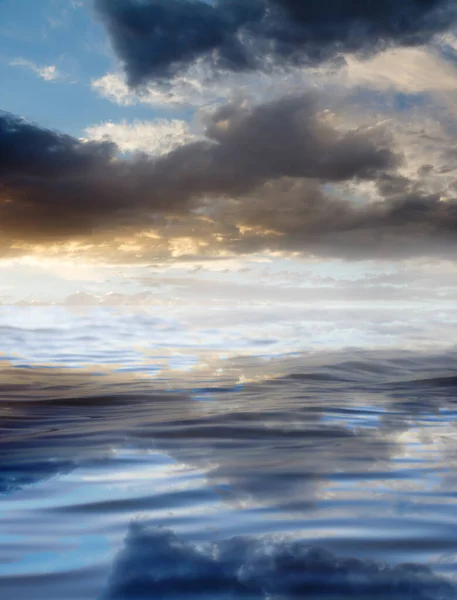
top-left (2, 306), bottom-right (457, 599)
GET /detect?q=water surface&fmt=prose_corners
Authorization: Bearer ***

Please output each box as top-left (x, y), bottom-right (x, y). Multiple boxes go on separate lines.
top-left (2, 305), bottom-right (457, 599)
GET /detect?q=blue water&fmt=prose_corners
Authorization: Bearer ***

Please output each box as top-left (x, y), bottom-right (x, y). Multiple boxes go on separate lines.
top-left (2, 305), bottom-right (457, 599)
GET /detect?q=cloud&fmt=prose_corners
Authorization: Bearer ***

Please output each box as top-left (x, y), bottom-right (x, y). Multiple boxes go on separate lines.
top-left (84, 118), bottom-right (198, 155)
top-left (0, 110), bottom-right (120, 242)
top-left (196, 95), bottom-right (396, 183)
top-left (91, 65), bottom-right (288, 109)
top-left (91, 34), bottom-right (457, 123)
top-left (0, 112), bottom-right (116, 177)
top-left (103, 524), bottom-right (457, 600)
top-left (92, 72), bottom-right (148, 106)
top-left (10, 58), bottom-right (60, 81)
top-left (91, 42), bottom-right (457, 113)
top-left (95, 0), bottom-right (457, 88)
top-left (0, 95), bottom-right (397, 250)
top-left (339, 44), bottom-right (457, 94)
top-left (91, 60), bottom-right (328, 109)
top-left (198, 177), bottom-right (457, 260)
top-left (5, 91), bottom-right (457, 262)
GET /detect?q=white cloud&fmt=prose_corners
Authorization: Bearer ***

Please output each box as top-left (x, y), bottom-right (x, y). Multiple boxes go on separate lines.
top-left (90, 70), bottom-right (223, 108)
top-left (337, 45), bottom-right (457, 93)
top-left (10, 58), bottom-right (60, 82)
top-left (91, 38), bottom-right (457, 111)
top-left (91, 61), bottom-right (316, 109)
top-left (84, 119), bottom-right (198, 156)
top-left (91, 73), bottom-right (135, 106)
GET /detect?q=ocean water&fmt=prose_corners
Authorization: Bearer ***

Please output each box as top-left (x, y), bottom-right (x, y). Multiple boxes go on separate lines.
top-left (2, 304), bottom-right (457, 599)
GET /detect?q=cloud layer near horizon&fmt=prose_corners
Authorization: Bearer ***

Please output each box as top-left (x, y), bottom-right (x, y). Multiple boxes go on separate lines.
top-left (0, 96), bottom-right (393, 248)
top-left (3, 88), bottom-right (457, 263)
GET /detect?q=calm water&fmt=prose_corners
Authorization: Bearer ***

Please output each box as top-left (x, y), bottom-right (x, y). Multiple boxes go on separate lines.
top-left (2, 305), bottom-right (457, 599)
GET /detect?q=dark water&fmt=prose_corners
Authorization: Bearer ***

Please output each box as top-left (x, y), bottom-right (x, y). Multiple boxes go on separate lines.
top-left (2, 306), bottom-right (457, 599)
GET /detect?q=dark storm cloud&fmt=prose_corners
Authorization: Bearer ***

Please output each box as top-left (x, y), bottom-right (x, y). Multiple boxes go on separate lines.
top-left (0, 97), bottom-right (396, 245)
top-left (0, 111), bottom-right (116, 178)
top-left (95, 0), bottom-right (457, 87)
top-left (4, 98), bottom-right (457, 260)
top-left (211, 177), bottom-right (457, 260)
top-left (199, 96), bottom-right (396, 182)
top-left (0, 110), bottom-right (121, 240)
top-left (103, 524), bottom-right (457, 600)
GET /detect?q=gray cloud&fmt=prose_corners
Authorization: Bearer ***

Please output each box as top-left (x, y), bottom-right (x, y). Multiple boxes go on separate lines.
top-left (95, 0), bottom-right (457, 87)
top-left (0, 110), bottom-right (120, 240)
top-left (0, 110), bottom-right (115, 178)
top-left (4, 94), bottom-right (457, 261)
top-left (0, 96), bottom-right (397, 247)
top-left (178, 177), bottom-right (457, 261)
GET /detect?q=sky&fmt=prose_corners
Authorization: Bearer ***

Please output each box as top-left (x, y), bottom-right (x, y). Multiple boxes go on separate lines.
top-left (2, 0), bottom-right (457, 307)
